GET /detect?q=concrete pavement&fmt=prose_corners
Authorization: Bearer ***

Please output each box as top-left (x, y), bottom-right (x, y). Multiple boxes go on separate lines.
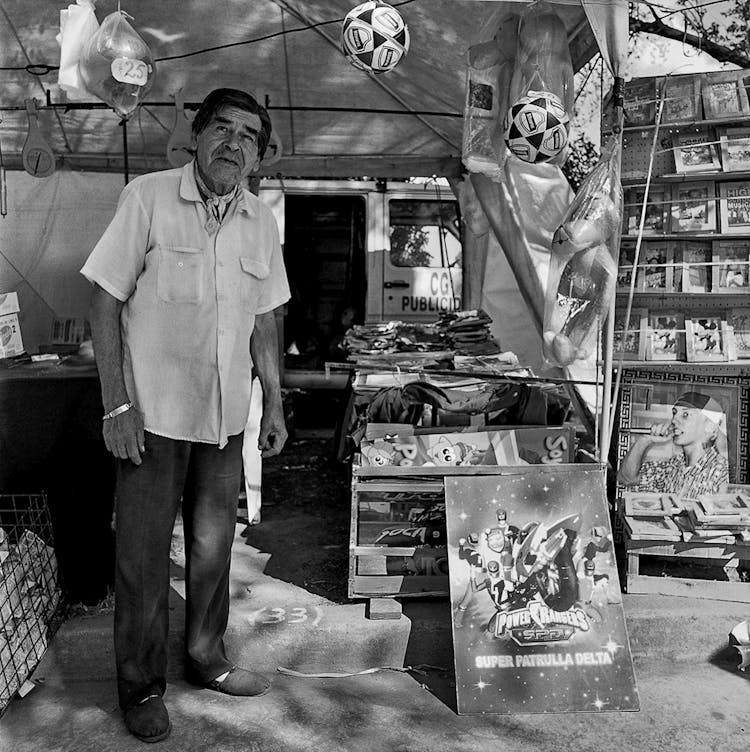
top-left (1, 523), bottom-right (749, 752)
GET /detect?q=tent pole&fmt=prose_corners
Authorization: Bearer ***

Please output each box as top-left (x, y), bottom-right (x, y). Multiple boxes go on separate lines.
top-left (599, 77), bottom-right (625, 466)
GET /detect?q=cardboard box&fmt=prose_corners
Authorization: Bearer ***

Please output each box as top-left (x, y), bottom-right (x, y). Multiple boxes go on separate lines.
top-left (0, 292), bottom-right (24, 358)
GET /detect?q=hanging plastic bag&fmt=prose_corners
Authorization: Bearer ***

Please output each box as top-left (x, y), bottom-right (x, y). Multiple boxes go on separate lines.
top-left (462, 40), bottom-right (503, 179)
top-left (504, 0), bottom-right (574, 166)
top-left (57, 0), bottom-right (100, 100)
top-left (78, 11), bottom-right (155, 118)
top-left (461, 12), bottom-right (519, 179)
top-left (508, 0), bottom-right (574, 113)
top-left (542, 135), bottom-right (623, 368)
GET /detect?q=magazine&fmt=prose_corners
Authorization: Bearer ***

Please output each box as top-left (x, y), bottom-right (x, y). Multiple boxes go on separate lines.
top-left (672, 130), bottom-right (721, 174)
top-left (675, 240), bottom-right (711, 293)
top-left (701, 71), bottom-right (750, 120)
top-left (623, 77), bottom-right (656, 126)
top-left (661, 74), bottom-right (702, 124)
top-left (640, 242), bottom-right (672, 290)
top-left (711, 239), bottom-right (750, 291)
top-left (613, 309), bottom-right (647, 361)
top-left (645, 311), bottom-right (684, 361)
top-left (670, 182), bottom-right (716, 233)
top-left (625, 187), bottom-right (668, 235)
top-left (728, 308), bottom-right (750, 358)
top-left (617, 241), bottom-right (639, 290)
top-left (718, 128), bottom-right (750, 172)
top-left (718, 181), bottom-right (750, 234)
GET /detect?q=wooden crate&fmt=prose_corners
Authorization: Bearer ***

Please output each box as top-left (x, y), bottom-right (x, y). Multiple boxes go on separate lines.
top-left (624, 533), bottom-right (750, 602)
top-left (348, 474), bottom-right (449, 600)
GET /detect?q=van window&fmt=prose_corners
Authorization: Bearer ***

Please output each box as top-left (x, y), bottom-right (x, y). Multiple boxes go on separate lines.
top-left (389, 199), bottom-right (462, 268)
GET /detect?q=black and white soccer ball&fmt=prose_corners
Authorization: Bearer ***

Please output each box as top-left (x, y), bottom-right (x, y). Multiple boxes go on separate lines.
top-left (341, 1), bottom-right (410, 74)
top-left (504, 91), bottom-right (570, 164)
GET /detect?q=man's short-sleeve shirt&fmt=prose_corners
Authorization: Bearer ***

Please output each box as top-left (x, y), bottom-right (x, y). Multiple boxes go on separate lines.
top-left (81, 161), bottom-right (290, 447)
top-left (636, 445), bottom-right (729, 498)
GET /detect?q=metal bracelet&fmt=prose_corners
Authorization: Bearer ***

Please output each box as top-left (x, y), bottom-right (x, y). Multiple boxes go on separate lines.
top-left (103, 402), bottom-right (133, 421)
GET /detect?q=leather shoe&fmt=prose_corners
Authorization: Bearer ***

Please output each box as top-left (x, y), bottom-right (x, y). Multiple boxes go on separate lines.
top-left (124, 694), bottom-right (171, 743)
top-left (204, 666), bottom-right (271, 696)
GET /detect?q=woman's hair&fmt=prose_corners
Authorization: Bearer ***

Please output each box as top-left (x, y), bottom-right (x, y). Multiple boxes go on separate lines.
top-left (192, 88), bottom-right (272, 159)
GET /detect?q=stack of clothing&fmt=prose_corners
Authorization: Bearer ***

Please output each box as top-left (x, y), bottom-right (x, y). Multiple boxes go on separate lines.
top-left (437, 310), bottom-right (501, 356)
top-left (343, 321), bottom-right (452, 365)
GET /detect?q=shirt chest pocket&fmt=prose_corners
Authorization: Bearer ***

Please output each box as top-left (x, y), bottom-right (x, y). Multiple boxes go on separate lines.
top-left (239, 257), bottom-right (270, 311)
top-left (157, 245), bottom-right (205, 304)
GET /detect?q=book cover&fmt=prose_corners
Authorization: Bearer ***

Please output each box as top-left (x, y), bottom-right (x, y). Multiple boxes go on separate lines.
top-left (728, 307), bottom-right (750, 358)
top-left (718, 127), bottom-right (750, 172)
top-left (675, 240), bottom-right (712, 292)
top-left (672, 130), bottom-right (721, 174)
top-left (640, 241), bottom-right (672, 291)
top-left (670, 181), bottom-right (716, 233)
top-left (718, 181), bottom-right (750, 234)
top-left (711, 238), bottom-right (750, 291)
top-left (623, 77), bottom-right (656, 127)
top-left (625, 187), bottom-right (668, 235)
top-left (661, 74), bottom-right (702, 124)
top-left (701, 71), bottom-right (750, 120)
top-left (445, 468), bottom-right (639, 714)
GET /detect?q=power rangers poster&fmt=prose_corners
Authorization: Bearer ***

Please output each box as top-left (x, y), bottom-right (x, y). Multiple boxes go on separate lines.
top-left (445, 467), bottom-right (639, 715)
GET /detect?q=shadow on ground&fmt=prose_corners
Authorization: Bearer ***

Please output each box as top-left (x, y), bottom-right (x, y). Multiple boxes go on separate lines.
top-left (242, 436), bottom-right (352, 603)
top-left (243, 435), bottom-right (462, 711)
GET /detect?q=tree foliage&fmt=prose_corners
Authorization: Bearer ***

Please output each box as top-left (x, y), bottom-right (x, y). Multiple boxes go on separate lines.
top-left (630, 0), bottom-right (750, 68)
top-left (562, 134), bottom-right (601, 191)
top-left (390, 226), bottom-right (432, 267)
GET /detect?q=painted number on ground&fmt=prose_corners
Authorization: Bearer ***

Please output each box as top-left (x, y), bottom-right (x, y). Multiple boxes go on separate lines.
top-left (248, 606), bottom-right (323, 626)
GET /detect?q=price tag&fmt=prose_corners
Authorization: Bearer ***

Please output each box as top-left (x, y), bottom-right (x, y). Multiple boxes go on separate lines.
top-left (111, 58), bottom-right (150, 86)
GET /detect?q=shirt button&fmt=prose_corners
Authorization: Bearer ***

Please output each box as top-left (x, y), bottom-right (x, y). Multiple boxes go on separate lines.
top-left (177, 262), bottom-right (184, 268)
top-left (217, 260), bottom-right (224, 268)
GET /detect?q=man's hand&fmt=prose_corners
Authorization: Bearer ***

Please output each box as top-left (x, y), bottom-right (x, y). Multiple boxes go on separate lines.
top-left (258, 404), bottom-right (287, 458)
top-left (648, 422), bottom-right (674, 441)
top-left (103, 408), bottom-right (146, 465)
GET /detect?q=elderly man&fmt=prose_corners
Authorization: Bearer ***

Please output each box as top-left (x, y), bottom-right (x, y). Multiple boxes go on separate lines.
top-left (618, 391), bottom-right (729, 498)
top-left (81, 88), bottom-right (290, 743)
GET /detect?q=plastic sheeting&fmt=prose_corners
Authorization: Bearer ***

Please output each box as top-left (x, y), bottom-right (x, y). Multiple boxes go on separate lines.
top-left (0, 170), bottom-right (121, 352)
top-left (461, 0), bottom-right (627, 406)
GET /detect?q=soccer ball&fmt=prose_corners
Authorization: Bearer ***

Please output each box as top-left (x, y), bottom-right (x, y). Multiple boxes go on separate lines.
top-left (504, 91), bottom-right (570, 164)
top-left (341, 1), bottom-right (410, 74)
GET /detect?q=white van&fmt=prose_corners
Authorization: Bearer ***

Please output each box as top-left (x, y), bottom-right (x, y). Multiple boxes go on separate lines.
top-left (259, 179), bottom-right (463, 379)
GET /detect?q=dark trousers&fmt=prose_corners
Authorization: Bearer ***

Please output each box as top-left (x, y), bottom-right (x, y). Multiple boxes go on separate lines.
top-left (113, 431), bottom-right (243, 710)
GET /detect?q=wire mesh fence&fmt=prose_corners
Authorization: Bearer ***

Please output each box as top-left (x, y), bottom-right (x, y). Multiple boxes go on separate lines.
top-left (0, 494), bottom-right (62, 716)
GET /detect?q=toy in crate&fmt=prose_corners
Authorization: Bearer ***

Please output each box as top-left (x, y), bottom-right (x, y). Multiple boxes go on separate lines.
top-left (0, 495), bottom-right (61, 716)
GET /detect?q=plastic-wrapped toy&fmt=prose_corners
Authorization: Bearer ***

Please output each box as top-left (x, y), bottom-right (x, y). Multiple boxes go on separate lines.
top-left (508, 0), bottom-right (574, 116)
top-left (542, 135), bottom-right (623, 367)
top-left (79, 11), bottom-right (155, 118)
top-left (505, 0), bottom-right (574, 166)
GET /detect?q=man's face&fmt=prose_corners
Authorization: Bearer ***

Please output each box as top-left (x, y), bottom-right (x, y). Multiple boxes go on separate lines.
top-left (670, 405), bottom-right (714, 447)
top-left (193, 105), bottom-right (262, 194)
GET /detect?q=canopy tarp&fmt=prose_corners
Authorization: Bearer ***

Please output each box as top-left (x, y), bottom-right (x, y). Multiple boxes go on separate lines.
top-left (0, 0), bottom-right (617, 177)
top-left (0, 0), bottom-right (627, 429)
